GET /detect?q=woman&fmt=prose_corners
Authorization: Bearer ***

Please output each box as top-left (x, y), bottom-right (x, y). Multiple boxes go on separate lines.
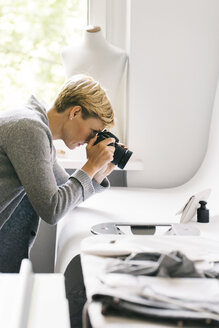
top-left (0, 74), bottom-right (115, 272)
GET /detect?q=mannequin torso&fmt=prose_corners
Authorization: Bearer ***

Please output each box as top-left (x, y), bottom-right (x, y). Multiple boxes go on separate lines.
top-left (61, 26), bottom-right (128, 140)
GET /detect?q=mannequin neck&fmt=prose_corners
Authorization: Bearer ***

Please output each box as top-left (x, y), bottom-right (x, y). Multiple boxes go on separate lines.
top-left (82, 27), bottom-right (108, 48)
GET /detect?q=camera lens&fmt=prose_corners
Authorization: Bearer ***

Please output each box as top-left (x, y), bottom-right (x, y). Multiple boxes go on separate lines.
top-left (118, 149), bottom-right (133, 169)
top-left (112, 144), bottom-right (133, 169)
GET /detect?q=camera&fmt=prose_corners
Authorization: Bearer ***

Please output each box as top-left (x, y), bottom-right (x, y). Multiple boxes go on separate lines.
top-left (94, 130), bottom-right (133, 169)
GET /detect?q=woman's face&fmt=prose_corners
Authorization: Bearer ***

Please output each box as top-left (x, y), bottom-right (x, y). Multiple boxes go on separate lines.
top-left (61, 106), bottom-right (105, 150)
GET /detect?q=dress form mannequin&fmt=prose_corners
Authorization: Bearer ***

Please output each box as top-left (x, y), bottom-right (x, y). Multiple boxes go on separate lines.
top-left (61, 26), bottom-right (128, 141)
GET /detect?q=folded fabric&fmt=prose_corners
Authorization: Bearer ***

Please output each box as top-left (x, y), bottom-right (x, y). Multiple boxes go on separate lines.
top-left (93, 275), bottom-right (219, 326)
top-left (91, 251), bottom-right (219, 325)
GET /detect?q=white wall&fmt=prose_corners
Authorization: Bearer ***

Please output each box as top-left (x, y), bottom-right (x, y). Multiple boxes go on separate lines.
top-left (126, 0), bottom-right (219, 188)
top-left (90, 0), bottom-right (219, 188)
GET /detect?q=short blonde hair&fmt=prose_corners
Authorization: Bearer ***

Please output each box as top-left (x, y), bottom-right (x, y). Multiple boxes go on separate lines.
top-left (54, 74), bottom-right (114, 128)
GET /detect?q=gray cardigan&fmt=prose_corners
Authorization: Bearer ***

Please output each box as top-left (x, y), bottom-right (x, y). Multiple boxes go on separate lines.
top-left (0, 96), bottom-right (109, 229)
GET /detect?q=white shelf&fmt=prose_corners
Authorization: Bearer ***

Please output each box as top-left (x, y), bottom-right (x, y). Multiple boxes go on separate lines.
top-left (57, 156), bottom-right (143, 171)
top-left (54, 140), bottom-right (143, 171)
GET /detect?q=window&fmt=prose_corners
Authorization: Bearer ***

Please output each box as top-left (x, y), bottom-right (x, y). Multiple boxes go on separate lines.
top-left (0, 0), bottom-right (87, 110)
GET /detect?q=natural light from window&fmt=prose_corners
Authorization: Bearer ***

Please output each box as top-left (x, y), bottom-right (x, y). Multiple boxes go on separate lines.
top-left (0, 0), bottom-right (87, 111)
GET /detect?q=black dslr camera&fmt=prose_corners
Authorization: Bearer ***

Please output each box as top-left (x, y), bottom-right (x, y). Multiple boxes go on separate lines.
top-left (94, 130), bottom-right (133, 169)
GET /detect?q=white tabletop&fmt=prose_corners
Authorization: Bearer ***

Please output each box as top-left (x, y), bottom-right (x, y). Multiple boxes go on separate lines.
top-left (55, 186), bottom-right (219, 273)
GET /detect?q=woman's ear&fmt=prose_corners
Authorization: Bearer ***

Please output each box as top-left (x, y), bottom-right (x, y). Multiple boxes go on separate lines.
top-left (69, 106), bottom-right (82, 120)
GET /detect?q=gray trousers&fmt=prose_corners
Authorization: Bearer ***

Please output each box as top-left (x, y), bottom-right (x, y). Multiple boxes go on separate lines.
top-left (0, 195), bottom-right (39, 273)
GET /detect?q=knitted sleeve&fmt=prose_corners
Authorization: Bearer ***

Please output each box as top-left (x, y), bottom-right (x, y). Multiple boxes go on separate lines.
top-left (4, 119), bottom-right (109, 224)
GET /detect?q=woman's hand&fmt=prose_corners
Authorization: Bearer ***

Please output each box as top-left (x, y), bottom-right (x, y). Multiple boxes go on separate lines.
top-left (82, 136), bottom-right (115, 179)
top-left (93, 162), bottom-right (115, 184)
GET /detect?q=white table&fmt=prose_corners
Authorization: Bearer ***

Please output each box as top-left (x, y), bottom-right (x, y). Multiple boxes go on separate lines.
top-left (54, 187), bottom-right (219, 327)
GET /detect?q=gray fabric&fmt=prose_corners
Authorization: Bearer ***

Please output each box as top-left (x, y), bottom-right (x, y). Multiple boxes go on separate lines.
top-left (106, 251), bottom-right (216, 278)
top-left (0, 95), bottom-right (109, 229)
